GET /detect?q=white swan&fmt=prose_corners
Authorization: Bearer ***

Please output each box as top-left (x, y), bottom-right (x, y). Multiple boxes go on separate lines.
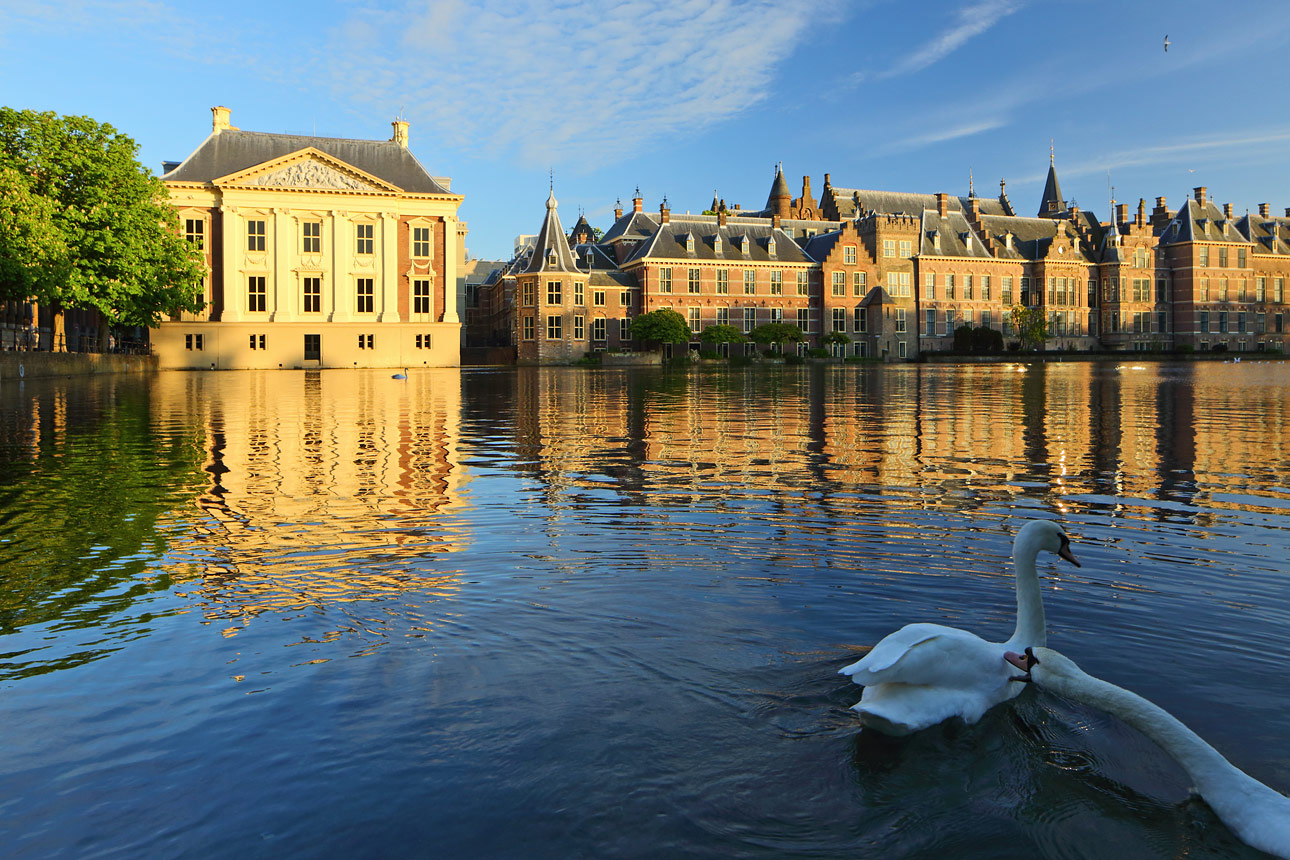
top-left (839, 520), bottom-right (1079, 735)
top-left (392, 368), bottom-right (408, 379)
top-left (1006, 647), bottom-right (1290, 859)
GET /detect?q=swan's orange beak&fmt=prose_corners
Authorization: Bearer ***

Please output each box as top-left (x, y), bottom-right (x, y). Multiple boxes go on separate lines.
top-left (1058, 540), bottom-right (1080, 567)
top-left (1005, 650), bottom-right (1034, 682)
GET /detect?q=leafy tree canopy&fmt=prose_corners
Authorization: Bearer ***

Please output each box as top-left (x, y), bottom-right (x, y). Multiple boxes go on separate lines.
top-left (697, 324), bottom-right (746, 344)
top-left (0, 107), bottom-right (205, 326)
top-left (0, 166), bottom-right (70, 302)
top-left (630, 308), bottom-right (692, 346)
top-left (749, 322), bottom-right (803, 345)
top-left (1009, 305), bottom-right (1049, 350)
top-left (823, 330), bottom-right (851, 345)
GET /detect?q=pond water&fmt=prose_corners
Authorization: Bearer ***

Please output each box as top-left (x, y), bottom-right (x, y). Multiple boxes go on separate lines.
top-left (0, 361), bottom-right (1287, 859)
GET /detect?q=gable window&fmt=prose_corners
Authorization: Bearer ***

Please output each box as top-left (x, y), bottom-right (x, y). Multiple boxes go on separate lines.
top-left (303, 277), bottom-right (322, 313)
top-left (247, 276), bottom-right (266, 312)
top-left (413, 278), bottom-right (432, 315)
top-left (302, 221), bottom-right (322, 254)
top-left (855, 271), bottom-right (867, 296)
top-left (356, 278), bottom-right (374, 313)
top-left (832, 271), bottom-right (846, 297)
top-left (185, 218), bottom-right (205, 250)
top-left (356, 223), bottom-right (374, 255)
top-left (547, 280), bottom-right (562, 305)
top-left (844, 245), bottom-right (857, 265)
top-left (413, 226), bottom-right (432, 258)
top-left (247, 219), bottom-right (266, 252)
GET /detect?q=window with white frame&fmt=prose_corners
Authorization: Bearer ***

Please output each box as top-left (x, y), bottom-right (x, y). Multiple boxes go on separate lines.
top-left (744, 270), bottom-right (756, 294)
top-left (856, 306), bottom-right (866, 332)
top-left (185, 218), bottom-right (205, 250)
top-left (574, 315), bottom-right (585, 339)
top-left (356, 278), bottom-right (374, 313)
top-left (894, 308), bottom-right (906, 333)
top-left (356, 223), bottom-right (374, 255)
top-left (659, 267), bottom-right (672, 293)
top-left (302, 221), bottom-right (321, 254)
top-left (770, 270), bottom-right (782, 295)
top-left (413, 278), bottom-right (432, 315)
top-left (797, 307), bottom-right (810, 332)
top-left (854, 271), bottom-right (866, 296)
top-left (797, 271), bottom-right (809, 295)
top-left (716, 269), bottom-right (728, 295)
top-left (413, 226), bottom-right (432, 258)
top-left (592, 317), bottom-right (606, 341)
top-left (844, 245), bottom-right (856, 265)
top-left (717, 306), bottom-right (729, 326)
top-left (689, 307), bottom-right (701, 332)
top-left (574, 281), bottom-right (584, 306)
top-left (303, 277), bottom-right (322, 313)
top-left (832, 271), bottom-right (845, 296)
top-left (547, 315), bottom-right (562, 339)
top-left (832, 307), bottom-right (846, 332)
top-left (247, 219), bottom-right (266, 252)
top-left (743, 307), bottom-right (755, 332)
top-left (547, 280), bottom-right (562, 305)
top-left (247, 276), bottom-right (266, 312)
top-left (523, 316), bottom-right (534, 340)
top-left (688, 268), bottom-right (700, 294)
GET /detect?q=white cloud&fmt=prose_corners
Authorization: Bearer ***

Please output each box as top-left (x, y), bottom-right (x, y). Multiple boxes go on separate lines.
top-left (881, 118), bottom-right (1006, 153)
top-left (876, 0), bottom-right (1024, 80)
top-left (1027, 130), bottom-right (1290, 183)
top-left (323, 0), bottom-right (828, 168)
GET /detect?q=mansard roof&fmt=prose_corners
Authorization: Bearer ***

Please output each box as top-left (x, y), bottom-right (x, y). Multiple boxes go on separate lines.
top-left (1160, 198), bottom-right (1255, 244)
top-left (974, 214), bottom-right (1091, 262)
top-left (600, 210), bottom-right (661, 243)
top-left (920, 210), bottom-right (994, 259)
top-left (827, 187), bottom-right (1008, 220)
top-left (1237, 212), bottom-right (1290, 254)
top-left (163, 129), bottom-right (453, 194)
top-left (624, 217), bottom-right (810, 265)
top-left (521, 190), bottom-right (583, 275)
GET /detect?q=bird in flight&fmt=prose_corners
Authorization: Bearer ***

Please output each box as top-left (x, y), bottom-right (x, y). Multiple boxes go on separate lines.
top-left (1164, 34), bottom-right (1170, 52)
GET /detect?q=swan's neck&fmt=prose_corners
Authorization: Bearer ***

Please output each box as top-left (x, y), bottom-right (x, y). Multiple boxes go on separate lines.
top-left (1008, 538), bottom-right (1046, 648)
top-left (1054, 669), bottom-right (1290, 857)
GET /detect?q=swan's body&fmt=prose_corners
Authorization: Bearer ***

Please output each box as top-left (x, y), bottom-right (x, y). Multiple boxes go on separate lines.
top-left (839, 520), bottom-right (1078, 735)
top-left (1008, 647), bottom-right (1290, 859)
top-left (392, 368), bottom-right (408, 379)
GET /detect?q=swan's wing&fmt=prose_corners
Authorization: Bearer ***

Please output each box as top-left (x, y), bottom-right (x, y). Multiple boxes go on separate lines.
top-left (854, 682), bottom-right (1003, 734)
top-left (841, 623), bottom-right (996, 688)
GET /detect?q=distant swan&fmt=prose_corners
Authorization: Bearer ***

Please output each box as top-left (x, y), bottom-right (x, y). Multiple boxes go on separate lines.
top-left (1007, 647), bottom-right (1290, 859)
top-left (839, 520), bottom-right (1080, 735)
top-left (392, 368), bottom-right (408, 379)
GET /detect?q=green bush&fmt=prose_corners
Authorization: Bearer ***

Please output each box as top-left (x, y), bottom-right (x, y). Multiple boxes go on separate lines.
top-left (806, 347), bottom-right (831, 358)
top-left (697, 349), bottom-right (720, 360)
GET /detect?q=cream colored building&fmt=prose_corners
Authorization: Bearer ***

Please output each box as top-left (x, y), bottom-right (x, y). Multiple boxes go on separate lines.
top-left (153, 107), bottom-right (464, 369)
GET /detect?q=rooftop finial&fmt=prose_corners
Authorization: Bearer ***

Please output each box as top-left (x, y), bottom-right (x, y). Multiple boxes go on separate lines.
top-left (969, 169), bottom-right (975, 198)
top-left (549, 168), bottom-right (553, 192)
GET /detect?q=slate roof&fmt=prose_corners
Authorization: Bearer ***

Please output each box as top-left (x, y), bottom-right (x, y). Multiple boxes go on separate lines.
top-left (921, 211), bottom-right (995, 259)
top-left (163, 129), bottom-right (453, 194)
top-left (623, 217), bottom-right (811, 265)
top-left (972, 214), bottom-right (1091, 262)
top-left (600, 211), bottom-right (661, 243)
top-left (765, 166), bottom-right (791, 209)
top-left (1037, 162), bottom-right (1066, 216)
top-left (521, 190), bottom-right (583, 275)
top-left (799, 230), bottom-right (844, 263)
top-left (828, 187), bottom-right (1008, 219)
top-left (1237, 213), bottom-right (1290, 254)
top-left (1160, 198), bottom-right (1255, 245)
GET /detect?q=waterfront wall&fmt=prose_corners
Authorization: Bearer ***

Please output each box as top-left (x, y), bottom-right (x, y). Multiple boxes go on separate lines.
top-left (0, 352), bottom-right (159, 381)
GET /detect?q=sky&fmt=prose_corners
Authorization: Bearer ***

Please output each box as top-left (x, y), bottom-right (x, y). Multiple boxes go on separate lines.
top-left (5, 0), bottom-right (1290, 261)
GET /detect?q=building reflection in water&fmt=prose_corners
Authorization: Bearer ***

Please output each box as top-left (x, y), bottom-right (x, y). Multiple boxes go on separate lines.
top-left (149, 370), bottom-right (468, 645)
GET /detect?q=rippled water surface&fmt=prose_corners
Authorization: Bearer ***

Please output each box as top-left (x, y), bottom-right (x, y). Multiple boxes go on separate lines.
top-left (0, 362), bottom-right (1288, 858)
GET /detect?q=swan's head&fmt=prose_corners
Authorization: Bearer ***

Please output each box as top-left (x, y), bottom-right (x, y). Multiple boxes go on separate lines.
top-left (1004, 646), bottom-right (1088, 691)
top-left (1016, 520), bottom-right (1080, 567)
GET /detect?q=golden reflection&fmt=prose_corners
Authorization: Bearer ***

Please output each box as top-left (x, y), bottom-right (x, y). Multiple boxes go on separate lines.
top-left (150, 369), bottom-right (467, 639)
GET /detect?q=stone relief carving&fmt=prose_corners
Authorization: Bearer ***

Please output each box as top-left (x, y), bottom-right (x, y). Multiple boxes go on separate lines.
top-left (250, 160), bottom-right (374, 191)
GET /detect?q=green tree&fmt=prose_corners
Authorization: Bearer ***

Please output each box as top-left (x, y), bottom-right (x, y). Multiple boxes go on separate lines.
top-left (697, 324), bottom-right (747, 345)
top-left (1010, 305), bottom-right (1049, 350)
top-left (630, 308), bottom-right (692, 347)
top-left (822, 330), bottom-right (851, 346)
top-left (0, 166), bottom-right (70, 304)
top-left (750, 322), bottom-right (803, 351)
top-left (0, 107), bottom-right (205, 341)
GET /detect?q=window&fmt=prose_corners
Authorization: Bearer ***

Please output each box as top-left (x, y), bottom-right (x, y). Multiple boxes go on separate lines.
top-left (574, 315), bottom-right (585, 339)
top-left (522, 316), bottom-right (535, 340)
top-left (856, 307), bottom-right (867, 332)
top-left (547, 280), bottom-right (562, 305)
top-left (1156, 280), bottom-right (1168, 303)
top-left (621, 290), bottom-right (631, 306)
top-left (981, 310), bottom-right (992, 329)
top-left (894, 308), bottom-right (906, 333)
top-left (1199, 247), bottom-right (1209, 267)
top-left (743, 307), bottom-right (756, 333)
top-left (843, 245), bottom-right (856, 265)
top-left (303, 277), bottom-right (322, 313)
top-left (771, 307), bottom-right (783, 322)
top-left (1277, 278), bottom-right (1285, 304)
top-left (1020, 276), bottom-right (1030, 306)
top-left (247, 220), bottom-right (266, 252)
top-left (1277, 313), bottom-right (1284, 333)
top-left (620, 317), bottom-right (631, 340)
top-left (889, 272), bottom-right (911, 297)
top-left (413, 279), bottom-right (431, 315)
top-left (303, 334), bottom-right (320, 360)
top-left (744, 270), bottom-right (756, 294)
top-left (1238, 247), bottom-right (1247, 268)
top-left (925, 309), bottom-right (936, 336)
top-left (356, 278), bottom-right (374, 313)
top-left (832, 307), bottom-right (846, 332)
top-left (1257, 312), bottom-right (1266, 333)
top-left (1219, 247), bottom-right (1229, 268)
top-left (854, 271), bottom-right (866, 296)
top-left (356, 223), bottom-right (374, 255)
top-left (944, 309), bottom-right (955, 335)
top-left (1158, 312), bottom-right (1167, 334)
top-left (416, 333), bottom-right (433, 349)
top-left (964, 275), bottom-right (973, 301)
top-left (184, 219), bottom-right (204, 250)
top-left (899, 240), bottom-right (911, 258)
top-left (547, 315), bottom-right (562, 339)
top-left (1200, 279), bottom-right (1209, 302)
top-left (413, 226), bottom-right (431, 258)
top-left (574, 282), bottom-right (584, 306)
top-left (797, 271), bottom-right (809, 295)
top-left (357, 333), bottom-right (374, 349)
top-left (924, 273), bottom-right (935, 300)
top-left (945, 274), bottom-right (955, 300)
top-left (688, 268), bottom-right (700, 294)
top-left (522, 282), bottom-right (534, 306)
top-left (184, 333), bottom-right (204, 350)
top-left (1001, 277), bottom-right (1013, 306)
top-left (1089, 279), bottom-right (1098, 306)
top-left (770, 270), bottom-right (782, 295)
top-left (1219, 311), bottom-right (1228, 334)
top-left (593, 289), bottom-right (605, 306)
top-left (832, 271), bottom-right (845, 296)
top-left (1220, 279), bottom-right (1229, 302)
top-left (659, 267), bottom-right (672, 293)
top-left (689, 307), bottom-right (701, 332)
top-left (981, 275), bottom-right (991, 301)
top-left (717, 307), bottom-right (729, 327)
top-left (1258, 277), bottom-right (1267, 302)
top-left (592, 318), bottom-right (606, 341)
top-left (883, 239), bottom-right (895, 257)
top-left (248, 334), bottom-right (266, 350)
top-left (302, 221), bottom-right (321, 254)
top-left (716, 269), bottom-right (729, 295)
top-left (898, 340), bottom-right (907, 359)
top-left (247, 276), bottom-right (266, 312)
top-left (798, 307), bottom-right (811, 333)
top-left (1238, 312), bottom-right (1247, 333)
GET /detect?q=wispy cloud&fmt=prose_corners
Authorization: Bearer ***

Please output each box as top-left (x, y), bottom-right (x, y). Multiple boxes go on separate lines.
top-left (880, 118), bottom-right (1006, 153)
top-left (1019, 130), bottom-right (1290, 184)
top-left (881, 0), bottom-right (1024, 79)
top-left (323, 0), bottom-right (829, 168)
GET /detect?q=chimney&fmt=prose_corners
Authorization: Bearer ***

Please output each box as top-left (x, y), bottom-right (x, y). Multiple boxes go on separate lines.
top-left (391, 119), bottom-right (409, 148)
top-left (1259, 203), bottom-right (1270, 217)
top-left (211, 105), bottom-right (232, 133)
top-left (1223, 202), bottom-right (1233, 219)
top-left (823, 173), bottom-right (831, 188)
top-left (772, 213), bottom-right (782, 229)
top-left (718, 208), bottom-right (727, 227)
top-left (1116, 203), bottom-right (1128, 225)
top-left (614, 199), bottom-right (623, 220)
top-left (967, 196), bottom-right (980, 222)
top-left (632, 189), bottom-right (643, 214)
top-left (1152, 196), bottom-right (1172, 230)
top-left (660, 198), bottom-right (670, 225)
top-left (1136, 198), bottom-right (1146, 227)
top-left (935, 192), bottom-right (949, 217)
top-left (1194, 186), bottom-right (1207, 205)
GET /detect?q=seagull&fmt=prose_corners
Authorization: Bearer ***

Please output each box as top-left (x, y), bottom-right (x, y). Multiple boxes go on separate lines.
top-left (1163, 34), bottom-right (1170, 52)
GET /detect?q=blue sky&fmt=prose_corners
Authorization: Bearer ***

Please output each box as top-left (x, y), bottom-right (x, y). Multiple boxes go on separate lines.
top-left (5, 0), bottom-right (1290, 260)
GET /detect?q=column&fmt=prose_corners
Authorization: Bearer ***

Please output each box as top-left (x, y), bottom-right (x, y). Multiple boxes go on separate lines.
top-left (221, 205), bottom-right (241, 321)
top-left (331, 210), bottom-right (351, 321)
top-left (442, 214), bottom-right (459, 323)
top-left (272, 207), bottom-right (294, 321)
top-left (379, 211), bottom-right (401, 322)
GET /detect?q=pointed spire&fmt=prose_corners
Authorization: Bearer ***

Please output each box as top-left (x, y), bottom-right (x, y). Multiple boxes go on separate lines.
top-left (1038, 149), bottom-right (1066, 217)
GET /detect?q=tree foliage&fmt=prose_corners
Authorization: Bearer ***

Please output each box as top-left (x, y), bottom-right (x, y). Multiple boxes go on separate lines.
top-left (0, 107), bottom-right (205, 326)
top-left (953, 324), bottom-right (1004, 353)
top-left (749, 322), bottom-right (803, 345)
top-left (697, 324), bottom-right (746, 344)
top-left (630, 308), bottom-right (692, 346)
top-left (1010, 305), bottom-right (1049, 350)
top-left (823, 330), bottom-right (851, 345)
top-left (0, 166), bottom-right (70, 303)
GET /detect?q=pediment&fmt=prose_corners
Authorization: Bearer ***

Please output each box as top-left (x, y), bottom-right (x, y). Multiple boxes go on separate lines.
top-left (216, 148), bottom-right (400, 192)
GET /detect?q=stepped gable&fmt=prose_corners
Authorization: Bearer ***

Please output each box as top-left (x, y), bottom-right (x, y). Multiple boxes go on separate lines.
top-left (799, 229), bottom-right (844, 263)
top-left (163, 128), bottom-right (452, 194)
top-left (521, 189), bottom-right (582, 275)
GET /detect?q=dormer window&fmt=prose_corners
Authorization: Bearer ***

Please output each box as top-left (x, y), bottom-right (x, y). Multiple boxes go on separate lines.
top-left (963, 233), bottom-right (973, 252)
top-left (713, 234), bottom-right (722, 254)
top-left (685, 232), bottom-right (695, 253)
top-left (740, 234), bottom-right (750, 256)
top-left (768, 236), bottom-right (776, 257)
top-left (548, 248), bottom-right (558, 267)
top-left (1004, 232), bottom-right (1014, 251)
top-left (931, 230), bottom-right (941, 251)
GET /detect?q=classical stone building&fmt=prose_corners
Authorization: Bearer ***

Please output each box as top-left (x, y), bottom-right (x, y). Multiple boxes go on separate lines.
top-left (153, 106), bottom-right (465, 370)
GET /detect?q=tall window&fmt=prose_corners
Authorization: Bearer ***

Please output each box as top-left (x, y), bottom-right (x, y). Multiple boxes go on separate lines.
top-left (184, 218), bottom-right (204, 250)
top-left (413, 279), bottom-right (431, 315)
top-left (574, 282), bottom-right (584, 306)
top-left (832, 307), bottom-right (846, 332)
top-left (856, 307), bottom-right (867, 332)
top-left (1238, 247), bottom-right (1247, 268)
top-left (547, 280), bottom-right (562, 305)
top-left (302, 221), bottom-right (321, 254)
top-left (688, 268), bottom-right (700, 294)
top-left (413, 226), bottom-right (431, 258)
top-left (981, 275), bottom-right (991, 301)
top-left (356, 278), bottom-right (374, 313)
top-left (1219, 247), bottom-right (1229, 268)
top-left (574, 315), bottom-right (584, 339)
top-left (964, 275), bottom-right (974, 301)
top-left (832, 271), bottom-right (845, 296)
top-left (1200, 311), bottom-right (1210, 333)
top-left (796, 271), bottom-right (809, 295)
top-left (547, 315), bottom-right (562, 339)
top-left (945, 274), bottom-right (955, 300)
top-left (303, 277), bottom-right (322, 313)
top-left (743, 307), bottom-right (756, 332)
top-left (717, 307), bottom-right (729, 326)
top-left (247, 276), bottom-right (266, 312)
top-left (1001, 277), bottom-right (1013, 306)
top-left (925, 309), bottom-right (936, 336)
top-left (797, 307), bottom-right (810, 333)
top-left (522, 282), bottom-right (535, 306)
top-left (659, 267), bottom-right (672, 293)
top-left (899, 240), bottom-right (911, 258)
top-left (593, 289), bottom-right (605, 306)
top-left (247, 220), bottom-right (266, 252)
top-left (770, 270), bottom-right (782, 295)
top-left (1258, 277), bottom-right (1267, 302)
top-left (689, 307), bottom-right (701, 332)
top-left (854, 271), bottom-right (866, 296)
top-left (883, 239), bottom-right (895, 257)
top-left (716, 269), bottom-right (729, 295)
top-left (744, 270), bottom-right (756, 294)
top-left (894, 308), bottom-right (906, 333)
top-left (592, 317), bottom-right (606, 341)
top-left (1199, 247), bottom-right (1209, 267)
top-left (523, 316), bottom-right (534, 340)
top-left (620, 317), bottom-right (631, 341)
top-left (356, 223), bottom-right (374, 255)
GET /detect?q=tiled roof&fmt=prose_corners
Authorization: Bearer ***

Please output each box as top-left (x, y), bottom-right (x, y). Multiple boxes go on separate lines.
top-left (921, 211), bottom-right (995, 259)
top-left (1237, 213), bottom-right (1290, 254)
top-left (521, 191), bottom-right (583, 275)
top-left (1037, 162), bottom-right (1066, 216)
top-left (623, 217), bottom-right (811, 265)
top-left (799, 229), bottom-right (844, 263)
top-left (600, 211), bottom-right (661, 243)
top-left (828, 187), bottom-right (1008, 219)
top-left (1161, 199), bottom-right (1255, 245)
top-left (162, 130), bottom-right (452, 194)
